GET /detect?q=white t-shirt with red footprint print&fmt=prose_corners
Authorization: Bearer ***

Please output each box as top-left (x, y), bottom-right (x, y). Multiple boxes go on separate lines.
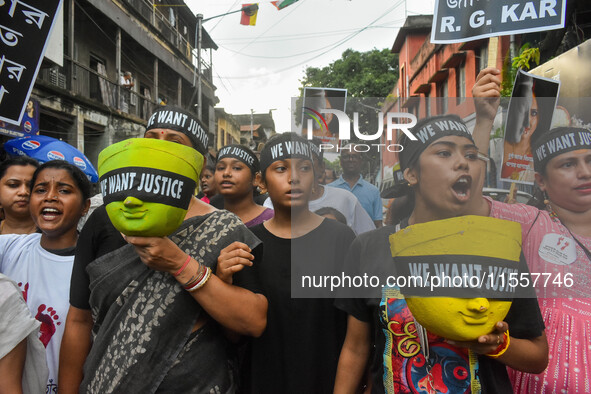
top-left (0, 233), bottom-right (74, 393)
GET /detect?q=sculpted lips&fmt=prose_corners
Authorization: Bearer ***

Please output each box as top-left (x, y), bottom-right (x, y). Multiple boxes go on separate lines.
top-left (460, 312), bottom-right (488, 325)
top-left (121, 208), bottom-right (147, 219)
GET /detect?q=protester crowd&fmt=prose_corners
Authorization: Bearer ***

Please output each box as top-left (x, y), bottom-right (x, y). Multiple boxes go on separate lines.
top-left (0, 66), bottom-right (590, 393)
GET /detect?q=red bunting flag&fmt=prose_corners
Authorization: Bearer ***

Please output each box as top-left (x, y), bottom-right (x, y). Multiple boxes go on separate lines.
top-left (240, 3), bottom-right (258, 26)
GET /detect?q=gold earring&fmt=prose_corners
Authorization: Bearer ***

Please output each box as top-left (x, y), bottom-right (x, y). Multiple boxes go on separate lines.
top-left (543, 192), bottom-right (558, 221)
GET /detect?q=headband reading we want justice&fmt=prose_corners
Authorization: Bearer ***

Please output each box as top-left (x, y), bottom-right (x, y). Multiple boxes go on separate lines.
top-left (259, 133), bottom-right (313, 174)
top-left (217, 144), bottom-right (260, 174)
top-left (399, 115), bottom-right (474, 170)
top-left (100, 167), bottom-right (197, 209)
top-left (533, 127), bottom-right (591, 172)
top-left (146, 106), bottom-right (209, 156)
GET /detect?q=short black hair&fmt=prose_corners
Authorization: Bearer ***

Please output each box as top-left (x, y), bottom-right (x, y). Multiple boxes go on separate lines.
top-left (30, 160), bottom-right (92, 201)
top-left (0, 156), bottom-right (39, 180)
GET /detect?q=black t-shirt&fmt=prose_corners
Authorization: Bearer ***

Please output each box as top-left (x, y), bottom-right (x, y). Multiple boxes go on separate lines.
top-left (209, 192), bottom-right (269, 210)
top-left (244, 219), bottom-right (355, 394)
top-left (209, 194), bottom-right (224, 209)
top-left (70, 205), bottom-right (263, 309)
top-left (336, 225), bottom-right (545, 394)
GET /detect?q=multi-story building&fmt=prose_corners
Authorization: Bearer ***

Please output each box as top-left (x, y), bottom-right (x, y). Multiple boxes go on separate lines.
top-left (390, 15), bottom-right (512, 122)
top-left (235, 111), bottom-right (276, 151)
top-left (7, 0), bottom-right (218, 167)
top-left (380, 15), bottom-right (514, 192)
top-left (215, 108), bottom-right (241, 151)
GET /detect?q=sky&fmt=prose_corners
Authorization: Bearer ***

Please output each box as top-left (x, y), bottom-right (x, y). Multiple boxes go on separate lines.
top-left (185, 0), bottom-right (436, 133)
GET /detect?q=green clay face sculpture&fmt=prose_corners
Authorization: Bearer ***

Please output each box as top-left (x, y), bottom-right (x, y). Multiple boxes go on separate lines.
top-left (98, 138), bottom-right (203, 236)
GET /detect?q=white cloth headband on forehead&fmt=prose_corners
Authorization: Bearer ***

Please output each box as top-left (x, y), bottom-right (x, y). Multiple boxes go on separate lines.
top-left (217, 144), bottom-right (259, 173)
top-left (146, 106), bottom-right (208, 155)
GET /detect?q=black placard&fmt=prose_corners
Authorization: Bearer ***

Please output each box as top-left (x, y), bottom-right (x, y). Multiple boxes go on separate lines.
top-left (0, 0), bottom-right (62, 125)
top-left (431, 0), bottom-right (565, 44)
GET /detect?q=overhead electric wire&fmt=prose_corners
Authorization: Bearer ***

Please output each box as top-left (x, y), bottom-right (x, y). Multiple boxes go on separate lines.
top-left (216, 0), bottom-right (405, 80)
top-left (208, 0), bottom-right (240, 33)
top-left (230, 0), bottom-right (307, 56)
top-left (216, 22), bottom-right (405, 59)
top-left (214, 20), bottom-right (406, 44)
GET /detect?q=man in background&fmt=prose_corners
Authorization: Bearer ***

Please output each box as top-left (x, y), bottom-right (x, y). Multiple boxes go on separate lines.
top-left (328, 145), bottom-right (382, 227)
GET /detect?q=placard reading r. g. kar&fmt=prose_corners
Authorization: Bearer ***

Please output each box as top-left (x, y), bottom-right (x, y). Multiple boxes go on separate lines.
top-left (431, 0), bottom-right (566, 44)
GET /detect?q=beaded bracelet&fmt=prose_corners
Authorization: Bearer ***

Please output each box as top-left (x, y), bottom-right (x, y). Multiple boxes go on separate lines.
top-left (486, 330), bottom-right (510, 358)
top-left (174, 255), bottom-right (191, 277)
top-left (186, 267), bottom-right (212, 292)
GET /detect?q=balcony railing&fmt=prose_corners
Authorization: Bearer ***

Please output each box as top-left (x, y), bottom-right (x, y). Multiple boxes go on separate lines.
top-left (39, 58), bottom-right (157, 121)
top-left (119, 0), bottom-right (209, 70)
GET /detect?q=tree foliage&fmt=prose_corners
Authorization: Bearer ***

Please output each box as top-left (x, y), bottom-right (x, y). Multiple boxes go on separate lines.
top-left (511, 43), bottom-right (540, 71)
top-left (501, 43), bottom-right (541, 97)
top-left (300, 48), bottom-right (398, 97)
top-left (297, 48), bottom-right (399, 180)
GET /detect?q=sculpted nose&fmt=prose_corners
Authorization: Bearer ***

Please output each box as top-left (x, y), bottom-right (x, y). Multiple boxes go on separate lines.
top-left (123, 196), bottom-right (144, 207)
top-left (467, 298), bottom-right (489, 313)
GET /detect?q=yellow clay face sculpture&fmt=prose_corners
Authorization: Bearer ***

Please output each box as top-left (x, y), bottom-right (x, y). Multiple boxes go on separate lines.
top-left (390, 215), bottom-right (522, 341)
top-left (405, 297), bottom-right (512, 341)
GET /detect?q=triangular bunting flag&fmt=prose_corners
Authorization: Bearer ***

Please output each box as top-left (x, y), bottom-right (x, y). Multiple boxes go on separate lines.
top-left (271, 0), bottom-right (299, 10)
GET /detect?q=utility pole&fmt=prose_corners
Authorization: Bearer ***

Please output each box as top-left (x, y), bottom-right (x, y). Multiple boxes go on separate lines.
top-left (193, 4), bottom-right (258, 122)
top-left (250, 108), bottom-right (254, 144)
top-left (196, 13), bottom-right (203, 121)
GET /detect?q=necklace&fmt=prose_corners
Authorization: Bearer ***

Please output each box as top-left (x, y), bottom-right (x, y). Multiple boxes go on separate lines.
top-left (544, 198), bottom-right (591, 262)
